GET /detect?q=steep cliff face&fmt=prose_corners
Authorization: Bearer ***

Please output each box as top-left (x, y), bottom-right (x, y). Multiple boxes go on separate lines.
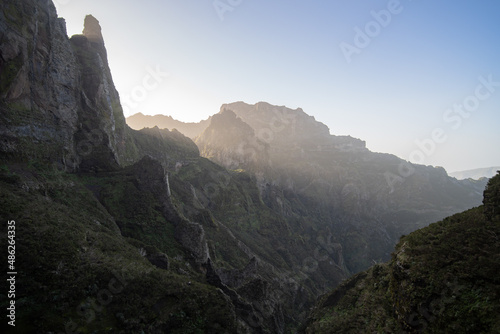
top-left (69, 14), bottom-right (128, 171)
top-left (0, 1), bottom-right (127, 171)
top-left (1, 0), bottom-right (80, 163)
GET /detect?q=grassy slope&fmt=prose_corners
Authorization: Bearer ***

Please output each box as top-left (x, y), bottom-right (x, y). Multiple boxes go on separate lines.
top-left (0, 164), bottom-right (236, 334)
top-left (303, 174), bottom-right (500, 334)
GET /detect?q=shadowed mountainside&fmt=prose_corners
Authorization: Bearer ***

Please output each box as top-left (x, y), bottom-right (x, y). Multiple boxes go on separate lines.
top-left (0, 1), bottom-right (492, 333)
top-left (302, 172), bottom-right (500, 333)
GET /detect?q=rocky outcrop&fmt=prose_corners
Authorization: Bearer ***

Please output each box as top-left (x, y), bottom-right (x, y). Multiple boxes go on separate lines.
top-left (69, 14), bottom-right (128, 171)
top-left (196, 109), bottom-right (270, 170)
top-left (0, 0), bottom-right (80, 162)
top-left (82, 14), bottom-right (104, 45)
top-left (0, 1), bottom-right (127, 170)
top-left (175, 220), bottom-right (210, 264)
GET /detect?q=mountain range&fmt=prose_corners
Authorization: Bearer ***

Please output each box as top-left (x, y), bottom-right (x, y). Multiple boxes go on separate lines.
top-left (128, 103), bottom-right (488, 272)
top-left (0, 0), bottom-right (497, 333)
top-left (449, 167), bottom-right (500, 180)
top-left (127, 113), bottom-right (211, 140)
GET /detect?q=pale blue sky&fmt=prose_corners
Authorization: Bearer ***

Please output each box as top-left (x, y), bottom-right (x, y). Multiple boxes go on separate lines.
top-left (54, 0), bottom-right (500, 172)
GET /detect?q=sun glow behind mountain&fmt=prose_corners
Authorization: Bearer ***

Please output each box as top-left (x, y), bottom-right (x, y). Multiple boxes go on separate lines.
top-left (2, 1), bottom-right (500, 331)
top-left (54, 0), bottom-right (500, 172)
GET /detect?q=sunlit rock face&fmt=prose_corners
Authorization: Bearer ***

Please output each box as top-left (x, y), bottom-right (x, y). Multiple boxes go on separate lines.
top-left (196, 109), bottom-right (270, 170)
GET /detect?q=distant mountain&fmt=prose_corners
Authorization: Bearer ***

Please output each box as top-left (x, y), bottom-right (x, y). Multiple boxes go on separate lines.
top-left (123, 101), bottom-right (491, 331)
top-left (134, 101), bottom-right (490, 275)
top-left (302, 172), bottom-right (500, 333)
top-left (126, 112), bottom-right (210, 139)
top-left (449, 166), bottom-right (500, 180)
top-left (197, 102), bottom-right (488, 272)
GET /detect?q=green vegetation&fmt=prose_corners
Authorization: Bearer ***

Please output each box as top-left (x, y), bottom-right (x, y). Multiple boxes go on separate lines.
top-left (0, 53), bottom-right (23, 96)
top-left (484, 171), bottom-right (500, 221)
top-left (0, 163), bottom-right (237, 333)
top-left (303, 172), bottom-right (500, 333)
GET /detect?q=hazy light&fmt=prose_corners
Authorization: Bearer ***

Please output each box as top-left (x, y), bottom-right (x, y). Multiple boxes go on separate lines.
top-left (54, 0), bottom-right (500, 172)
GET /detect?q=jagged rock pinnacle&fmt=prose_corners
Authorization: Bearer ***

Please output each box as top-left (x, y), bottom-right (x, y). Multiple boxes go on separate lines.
top-left (83, 15), bottom-right (104, 44)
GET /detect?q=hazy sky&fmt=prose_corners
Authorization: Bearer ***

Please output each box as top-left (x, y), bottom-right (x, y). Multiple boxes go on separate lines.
top-left (54, 0), bottom-right (500, 173)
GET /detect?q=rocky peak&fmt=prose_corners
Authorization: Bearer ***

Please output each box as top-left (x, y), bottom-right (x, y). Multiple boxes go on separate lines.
top-left (196, 108), bottom-right (270, 170)
top-left (81, 14), bottom-right (109, 66)
top-left (0, 0), bottom-right (128, 171)
top-left (211, 109), bottom-right (253, 133)
top-left (83, 14), bottom-right (104, 44)
top-left (197, 109), bottom-right (255, 147)
top-left (222, 101), bottom-right (326, 131)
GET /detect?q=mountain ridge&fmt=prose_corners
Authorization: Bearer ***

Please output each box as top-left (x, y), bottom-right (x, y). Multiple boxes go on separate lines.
top-left (127, 112), bottom-right (211, 139)
top-left (136, 101), bottom-right (487, 273)
top-left (449, 166), bottom-right (500, 180)
top-left (0, 1), bottom-right (494, 332)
